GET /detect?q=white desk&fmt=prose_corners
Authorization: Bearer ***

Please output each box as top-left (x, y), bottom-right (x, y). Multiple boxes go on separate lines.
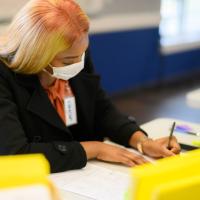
top-left (142, 118), bottom-right (200, 147)
top-left (186, 88), bottom-right (200, 109)
top-left (50, 118), bottom-right (200, 200)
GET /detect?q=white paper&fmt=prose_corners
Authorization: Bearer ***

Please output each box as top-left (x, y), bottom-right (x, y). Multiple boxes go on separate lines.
top-left (50, 141), bottom-right (155, 200)
top-left (50, 163), bottom-right (130, 200)
top-left (0, 184), bottom-right (51, 200)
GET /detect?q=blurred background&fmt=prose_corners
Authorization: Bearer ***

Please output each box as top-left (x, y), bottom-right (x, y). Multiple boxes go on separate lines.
top-left (1, 0), bottom-right (200, 124)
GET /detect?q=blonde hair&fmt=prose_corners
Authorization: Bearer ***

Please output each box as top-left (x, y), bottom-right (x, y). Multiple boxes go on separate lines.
top-left (0, 0), bottom-right (89, 74)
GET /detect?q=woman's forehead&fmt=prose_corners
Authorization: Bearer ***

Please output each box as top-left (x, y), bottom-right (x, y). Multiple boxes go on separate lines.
top-left (57, 35), bottom-right (89, 58)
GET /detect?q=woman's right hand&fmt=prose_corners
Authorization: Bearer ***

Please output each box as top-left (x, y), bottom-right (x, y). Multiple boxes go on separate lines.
top-left (80, 141), bottom-right (148, 167)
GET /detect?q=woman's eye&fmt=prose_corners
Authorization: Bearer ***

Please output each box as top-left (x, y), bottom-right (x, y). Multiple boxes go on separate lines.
top-left (62, 59), bottom-right (74, 65)
top-left (62, 62), bottom-right (72, 65)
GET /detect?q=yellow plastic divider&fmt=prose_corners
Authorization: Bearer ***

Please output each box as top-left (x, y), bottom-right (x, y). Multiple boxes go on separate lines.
top-left (127, 149), bottom-right (200, 200)
top-left (0, 154), bottom-right (50, 189)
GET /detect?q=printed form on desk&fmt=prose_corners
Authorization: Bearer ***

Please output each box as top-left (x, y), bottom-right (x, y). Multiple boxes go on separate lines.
top-left (49, 163), bottom-right (130, 200)
top-left (49, 145), bottom-right (155, 200)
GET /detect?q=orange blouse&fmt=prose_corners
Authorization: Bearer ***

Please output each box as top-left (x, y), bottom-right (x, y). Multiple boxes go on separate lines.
top-left (42, 79), bottom-right (75, 124)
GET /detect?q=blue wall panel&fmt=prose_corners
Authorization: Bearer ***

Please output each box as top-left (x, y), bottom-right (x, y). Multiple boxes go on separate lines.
top-left (162, 49), bottom-right (200, 80)
top-left (89, 28), bottom-right (200, 94)
top-left (89, 28), bottom-right (160, 93)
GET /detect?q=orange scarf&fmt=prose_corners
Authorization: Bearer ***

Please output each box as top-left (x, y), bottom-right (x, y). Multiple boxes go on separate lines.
top-left (43, 79), bottom-right (73, 124)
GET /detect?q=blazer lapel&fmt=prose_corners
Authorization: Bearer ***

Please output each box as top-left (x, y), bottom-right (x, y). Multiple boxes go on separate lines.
top-left (15, 73), bottom-right (72, 134)
top-left (27, 86), bottom-right (71, 133)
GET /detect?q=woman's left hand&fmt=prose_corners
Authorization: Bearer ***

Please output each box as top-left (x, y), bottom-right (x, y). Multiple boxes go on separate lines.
top-left (142, 136), bottom-right (181, 158)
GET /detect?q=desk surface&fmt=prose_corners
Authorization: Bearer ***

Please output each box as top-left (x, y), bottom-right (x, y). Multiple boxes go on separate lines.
top-left (186, 88), bottom-right (200, 109)
top-left (142, 118), bottom-right (200, 147)
top-left (50, 118), bottom-right (200, 200)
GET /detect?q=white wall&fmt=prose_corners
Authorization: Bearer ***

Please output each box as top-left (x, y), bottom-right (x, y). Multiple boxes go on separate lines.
top-left (0, 0), bottom-right (161, 34)
top-left (101, 0), bottom-right (160, 15)
top-left (0, 0), bottom-right (161, 19)
top-left (0, 0), bottom-right (28, 20)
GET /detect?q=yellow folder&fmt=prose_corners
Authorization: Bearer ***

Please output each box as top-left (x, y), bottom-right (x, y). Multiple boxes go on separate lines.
top-left (153, 175), bottom-right (200, 200)
top-left (0, 154), bottom-right (61, 200)
top-left (127, 149), bottom-right (200, 200)
top-left (0, 154), bottom-right (49, 189)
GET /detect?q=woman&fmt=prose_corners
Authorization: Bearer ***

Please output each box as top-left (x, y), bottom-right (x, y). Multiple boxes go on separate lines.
top-left (0, 0), bottom-right (180, 173)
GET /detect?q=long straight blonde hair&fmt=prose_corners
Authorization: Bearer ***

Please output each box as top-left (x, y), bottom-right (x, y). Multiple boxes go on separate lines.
top-left (0, 0), bottom-right (89, 74)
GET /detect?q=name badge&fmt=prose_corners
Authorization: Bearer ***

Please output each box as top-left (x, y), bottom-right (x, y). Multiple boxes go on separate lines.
top-left (64, 97), bottom-right (77, 126)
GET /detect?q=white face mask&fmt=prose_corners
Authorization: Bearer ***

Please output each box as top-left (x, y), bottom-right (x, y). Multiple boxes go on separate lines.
top-left (49, 53), bottom-right (85, 81)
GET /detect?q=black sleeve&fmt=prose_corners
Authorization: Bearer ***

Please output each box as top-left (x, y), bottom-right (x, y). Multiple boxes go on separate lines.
top-left (0, 74), bottom-right (87, 173)
top-left (85, 49), bottom-right (147, 147)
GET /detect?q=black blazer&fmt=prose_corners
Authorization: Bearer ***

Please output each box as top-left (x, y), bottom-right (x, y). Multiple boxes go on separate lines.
top-left (0, 51), bottom-right (144, 172)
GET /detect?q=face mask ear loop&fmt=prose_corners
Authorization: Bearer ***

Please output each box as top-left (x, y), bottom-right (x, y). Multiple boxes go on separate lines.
top-left (48, 63), bottom-right (53, 68)
top-left (42, 64), bottom-right (54, 76)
